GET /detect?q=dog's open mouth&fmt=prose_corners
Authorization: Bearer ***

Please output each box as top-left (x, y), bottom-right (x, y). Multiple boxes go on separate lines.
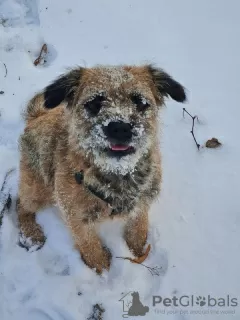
top-left (107, 144), bottom-right (135, 157)
top-left (110, 144), bottom-right (131, 151)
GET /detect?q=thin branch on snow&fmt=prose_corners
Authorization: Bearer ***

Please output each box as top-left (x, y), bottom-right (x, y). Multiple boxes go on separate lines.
top-left (116, 256), bottom-right (161, 276)
top-left (87, 304), bottom-right (105, 320)
top-left (1, 62), bottom-right (7, 78)
top-left (140, 264), bottom-right (162, 276)
top-left (116, 244), bottom-right (160, 276)
top-left (0, 168), bottom-right (14, 193)
top-left (183, 108), bottom-right (200, 149)
top-left (0, 168), bottom-right (14, 225)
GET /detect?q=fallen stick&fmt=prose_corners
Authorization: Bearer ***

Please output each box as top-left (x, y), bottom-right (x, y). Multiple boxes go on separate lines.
top-left (0, 168), bottom-right (15, 193)
top-left (1, 62), bottom-right (7, 78)
top-left (3, 63), bottom-right (7, 77)
top-left (116, 244), bottom-right (162, 276)
top-left (0, 168), bottom-right (15, 225)
top-left (183, 108), bottom-right (200, 149)
top-left (87, 304), bottom-right (105, 320)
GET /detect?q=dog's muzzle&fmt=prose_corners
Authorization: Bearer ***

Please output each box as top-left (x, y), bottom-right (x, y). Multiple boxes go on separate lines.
top-left (103, 121), bottom-right (135, 157)
top-left (103, 121), bottom-right (132, 142)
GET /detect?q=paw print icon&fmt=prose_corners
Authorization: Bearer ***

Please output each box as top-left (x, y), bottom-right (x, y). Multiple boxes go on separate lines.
top-left (196, 296), bottom-right (206, 307)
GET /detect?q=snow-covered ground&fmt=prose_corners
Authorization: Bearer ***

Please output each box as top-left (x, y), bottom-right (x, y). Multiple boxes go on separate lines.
top-left (0, 0), bottom-right (240, 319)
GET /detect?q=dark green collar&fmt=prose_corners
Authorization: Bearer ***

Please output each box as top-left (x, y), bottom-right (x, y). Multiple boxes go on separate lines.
top-left (75, 171), bottom-right (119, 215)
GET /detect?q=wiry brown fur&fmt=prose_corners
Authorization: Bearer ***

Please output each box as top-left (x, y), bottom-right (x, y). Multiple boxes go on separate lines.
top-left (18, 64), bottom-right (186, 273)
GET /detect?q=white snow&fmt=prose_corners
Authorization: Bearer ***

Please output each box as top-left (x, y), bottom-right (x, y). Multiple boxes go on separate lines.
top-left (0, 0), bottom-right (240, 319)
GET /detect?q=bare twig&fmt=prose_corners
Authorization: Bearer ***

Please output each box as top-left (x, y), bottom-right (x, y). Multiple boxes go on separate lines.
top-left (0, 168), bottom-right (15, 193)
top-left (0, 169), bottom-right (15, 225)
top-left (0, 168), bottom-right (14, 193)
top-left (0, 194), bottom-right (11, 226)
top-left (87, 304), bottom-right (105, 320)
top-left (34, 44), bottom-right (48, 66)
top-left (116, 256), bottom-right (161, 276)
top-left (116, 245), bottom-right (160, 276)
top-left (1, 62), bottom-right (7, 78)
top-left (140, 264), bottom-right (162, 276)
top-left (183, 108), bottom-right (200, 149)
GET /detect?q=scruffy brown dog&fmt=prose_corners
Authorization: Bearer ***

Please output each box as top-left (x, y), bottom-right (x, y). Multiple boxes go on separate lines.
top-left (17, 64), bottom-right (186, 273)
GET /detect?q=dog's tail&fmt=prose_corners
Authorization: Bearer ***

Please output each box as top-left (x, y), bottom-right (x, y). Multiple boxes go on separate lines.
top-left (23, 92), bottom-right (48, 121)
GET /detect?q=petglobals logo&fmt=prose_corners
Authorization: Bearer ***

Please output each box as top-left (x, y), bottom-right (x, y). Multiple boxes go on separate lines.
top-left (153, 295), bottom-right (238, 308)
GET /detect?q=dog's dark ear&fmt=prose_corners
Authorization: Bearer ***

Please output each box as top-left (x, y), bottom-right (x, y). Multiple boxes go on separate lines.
top-left (147, 65), bottom-right (187, 103)
top-left (44, 68), bottom-right (84, 108)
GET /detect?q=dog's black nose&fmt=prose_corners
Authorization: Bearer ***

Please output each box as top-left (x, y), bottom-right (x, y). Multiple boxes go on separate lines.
top-left (104, 121), bottom-right (132, 142)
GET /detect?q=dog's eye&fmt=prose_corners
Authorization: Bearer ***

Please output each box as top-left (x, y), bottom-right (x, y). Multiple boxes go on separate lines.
top-left (84, 96), bottom-right (105, 116)
top-left (131, 95), bottom-right (150, 112)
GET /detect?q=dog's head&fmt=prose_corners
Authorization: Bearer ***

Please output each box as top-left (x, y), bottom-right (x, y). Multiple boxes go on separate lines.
top-left (44, 65), bottom-right (186, 175)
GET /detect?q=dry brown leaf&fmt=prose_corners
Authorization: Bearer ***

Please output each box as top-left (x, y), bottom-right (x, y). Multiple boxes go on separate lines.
top-left (131, 244), bottom-right (151, 264)
top-left (34, 44), bottom-right (48, 66)
top-left (205, 137), bottom-right (222, 148)
top-left (116, 244), bottom-right (151, 264)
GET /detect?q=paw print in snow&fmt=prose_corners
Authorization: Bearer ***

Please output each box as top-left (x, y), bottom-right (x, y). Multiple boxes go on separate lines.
top-left (196, 296), bottom-right (206, 307)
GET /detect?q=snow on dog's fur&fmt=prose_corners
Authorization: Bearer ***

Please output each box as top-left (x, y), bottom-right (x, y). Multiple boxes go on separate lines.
top-left (17, 64), bottom-right (186, 274)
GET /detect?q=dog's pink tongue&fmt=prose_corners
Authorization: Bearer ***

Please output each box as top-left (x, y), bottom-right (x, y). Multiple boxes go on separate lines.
top-left (111, 145), bottom-right (129, 151)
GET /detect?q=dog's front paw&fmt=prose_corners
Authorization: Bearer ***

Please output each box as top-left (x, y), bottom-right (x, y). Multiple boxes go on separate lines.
top-left (94, 246), bottom-right (112, 274)
top-left (18, 230), bottom-right (46, 252)
top-left (79, 245), bottom-right (112, 275)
